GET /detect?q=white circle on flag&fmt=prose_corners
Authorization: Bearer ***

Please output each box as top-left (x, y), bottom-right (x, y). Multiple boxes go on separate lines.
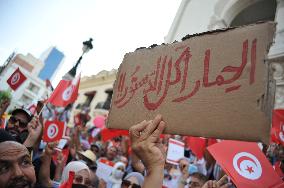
top-left (11, 72), bottom-right (20, 85)
top-left (279, 131), bottom-right (284, 142)
top-left (233, 152), bottom-right (262, 180)
top-left (47, 124), bottom-right (59, 139)
top-left (62, 86), bottom-right (73, 101)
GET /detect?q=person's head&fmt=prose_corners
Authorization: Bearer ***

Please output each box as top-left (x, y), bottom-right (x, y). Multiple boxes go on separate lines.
top-left (119, 155), bottom-right (128, 167)
top-left (106, 145), bottom-right (118, 161)
top-left (111, 162), bottom-right (125, 180)
top-left (122, 172), bottom-right (144, 188)
top-left (0, 131), bottom-right (36, 188)
top-left (61, 161), bottom-right (91, 187)
top-left (5, 109), bottom-right (32, 143)
top-left (188, 172), bottom-right (207, 188)
top-left (77, 150), bottom-right (96, 167)
top-left (179, 157), bottom-right (189, 173)
top-left (90, 143), bottom-right (101, 158)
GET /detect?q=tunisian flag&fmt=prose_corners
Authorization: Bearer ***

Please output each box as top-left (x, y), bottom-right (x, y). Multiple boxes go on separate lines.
top-left (208, 140), bottom-right (282, 188)
top-left (48, 74), bottom-right (80, 107)
top-left (7, 68), bottom-right (27, 90)
top-left (271, 109), bottom-right (284, 145)
top-left (43, 120), bottom-right (65, 142)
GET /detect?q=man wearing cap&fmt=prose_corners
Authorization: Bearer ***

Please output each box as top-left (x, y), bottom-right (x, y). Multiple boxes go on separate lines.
top-left (5, 108), bottom-right (42, 148)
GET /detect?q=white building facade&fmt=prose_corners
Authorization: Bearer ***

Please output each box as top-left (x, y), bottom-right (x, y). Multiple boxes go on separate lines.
top-left (0, 53), bottom-right (51, 110)
top-left (165, 0), bottom-right (284, 109)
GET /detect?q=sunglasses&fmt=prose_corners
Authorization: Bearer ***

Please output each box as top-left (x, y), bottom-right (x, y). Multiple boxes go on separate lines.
top-left (74, 176), bottom-right (91, 186)
top-left (9, 116), bottom-right (28, 128)
top-left (122, 180), bottom-right (141, 188)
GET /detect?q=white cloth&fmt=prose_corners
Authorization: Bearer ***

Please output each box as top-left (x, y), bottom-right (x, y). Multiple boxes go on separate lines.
top-left (61, 161), bottom-right (90, 183)
top-left (106, 162), bottom-right (125, 188)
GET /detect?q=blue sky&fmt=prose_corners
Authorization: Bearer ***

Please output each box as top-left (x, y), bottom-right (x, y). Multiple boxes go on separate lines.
top-left (0, 0), bottom-right (181, 85)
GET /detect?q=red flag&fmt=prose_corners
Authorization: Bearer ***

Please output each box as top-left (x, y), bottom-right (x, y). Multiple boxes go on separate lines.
top-left (59, 171), bottom-right (74, 188)
top-left (208, 140), bottom-right (282, 188)
top-left (101, 128), bottom-right (128, 142)
top-left (7, 68), bottom-right (27, 90)
top-left (98, 158), bottom-right (115, 167)
top-left (274, 161), bottom-right (284, 179)
top-left (186, 136), bottom-right (206, 159)
top-left (48, 75), bottom-right (80, 107)
top-left (43, 120), bottom-right (65, 142)
top-left (271, 109), bottom-right (284, 145)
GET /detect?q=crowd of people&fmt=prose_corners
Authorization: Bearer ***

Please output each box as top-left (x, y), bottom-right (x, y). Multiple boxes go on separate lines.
top-left (0, 95), bottom-right (283, 188)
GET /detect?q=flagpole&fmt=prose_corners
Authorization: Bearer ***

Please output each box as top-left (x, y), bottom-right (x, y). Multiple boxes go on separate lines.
top-left (37, 104), bottom-right (45, 116)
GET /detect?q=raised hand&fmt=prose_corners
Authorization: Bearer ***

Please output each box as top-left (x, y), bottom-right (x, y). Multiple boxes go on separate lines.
top-left (202, 175), bottom-right (231, 188)
top-left (129, 114), bottom-right (166, 172)
top-left (24, 115), bottom-right (43, 147)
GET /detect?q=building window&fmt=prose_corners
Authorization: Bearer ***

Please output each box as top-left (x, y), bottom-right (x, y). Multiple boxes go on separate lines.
top-left (27, 82), bottom-right (40, 94)
top-left (230, 0), bottom-right (276, 27)
top-left (20, 94), bottom-right (33, 105)
top-left (102, 89), bottom-right (113, 110)
top-left (83, 90), bottom-right (96, 107)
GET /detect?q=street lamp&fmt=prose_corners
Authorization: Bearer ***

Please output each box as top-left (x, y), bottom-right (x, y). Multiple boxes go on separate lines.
top-left (63, 38), bottom-right (93, 80)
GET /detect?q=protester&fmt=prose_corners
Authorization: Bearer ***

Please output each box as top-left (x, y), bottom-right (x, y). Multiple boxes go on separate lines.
top-left (103, 145), bottom-right (119, 162)
top-left (105, 162), bottom-right (126, 188)
top-left (121, 172), bottom-right (144, 188)
top-left (5, 108), bottom-right (32, 143)
top-left (0, 129), bottom-right (38, 188)
top-left (1, 82), bottom-right (283, 188)
top-left (77, 149), bottom-right (97, 167)
top-left (4, 107), bottom-right (43, 153)
top-left (61, 161), bottom-right (91, 187)
top-left (186, 172), bottom-right (207, 188)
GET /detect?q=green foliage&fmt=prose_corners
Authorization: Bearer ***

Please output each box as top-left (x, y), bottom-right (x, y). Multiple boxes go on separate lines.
top-left (0, 90), bottom-right (12, 103)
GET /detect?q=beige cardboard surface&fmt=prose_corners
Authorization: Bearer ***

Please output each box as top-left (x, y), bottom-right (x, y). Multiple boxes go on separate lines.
top-left (107, 22), bottom-right (276, 144)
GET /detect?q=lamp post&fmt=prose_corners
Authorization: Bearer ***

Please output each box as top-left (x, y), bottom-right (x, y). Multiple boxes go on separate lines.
top-left (63, 38), bottom-right (93, 80)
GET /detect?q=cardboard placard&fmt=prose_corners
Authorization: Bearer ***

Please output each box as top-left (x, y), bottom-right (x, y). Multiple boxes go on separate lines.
top-left (107, 22), bottom-right (276, 144)
top-left (166, 138), bottom-right (185, 165)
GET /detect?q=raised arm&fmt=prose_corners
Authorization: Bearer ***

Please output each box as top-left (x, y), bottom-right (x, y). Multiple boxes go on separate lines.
top-left (129, 114), bottom-right (166, 188)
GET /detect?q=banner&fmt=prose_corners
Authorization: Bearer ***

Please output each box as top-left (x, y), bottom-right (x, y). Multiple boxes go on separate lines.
top-left (107, 22), bottom-right (276, 143)
top-left (166, 138), bottom-right (184, 165)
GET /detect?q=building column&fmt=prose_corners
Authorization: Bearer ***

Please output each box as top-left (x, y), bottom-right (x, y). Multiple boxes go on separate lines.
top-left (269, 0), bottom-right (284, 109)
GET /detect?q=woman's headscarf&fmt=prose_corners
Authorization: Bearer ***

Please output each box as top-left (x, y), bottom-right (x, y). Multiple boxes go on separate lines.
top-left (124, 172), bottom-right (144, 186)
top-left (61, 161), bottom-right (90, 183)
top-left (107, 162), bottom-right (126, 188)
